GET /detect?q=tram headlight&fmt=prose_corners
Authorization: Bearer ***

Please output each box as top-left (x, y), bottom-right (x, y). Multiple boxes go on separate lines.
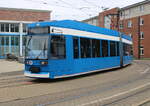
top-left (25, 60), bottom-right (33, 65)
top-left (40, 61), bottom-right (48, 65)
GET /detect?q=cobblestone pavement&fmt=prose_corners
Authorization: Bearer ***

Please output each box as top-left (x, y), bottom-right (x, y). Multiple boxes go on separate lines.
top-left (0, 60), bottom-right (149, 106)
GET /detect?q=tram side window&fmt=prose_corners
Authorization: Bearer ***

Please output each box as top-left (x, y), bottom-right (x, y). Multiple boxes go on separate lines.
top-left (92, 39), bottom-right (100, 57)
top-left (116, 42), bottom-right (120, 56)
top-left (80, 38), bottom-right (92, 58)
top-left (73, 37), bottom-right (79, 58)
top-left (110, 41), bottom-right (116, 56)
top-left (123, 43), bottom-right (131, 56)
top-left (50, 36), bottom-right (66, 59)
top-left (127, 44), bottom-right (132, 56)
top-left (130, 45), bottom-right (133, 55)
top-left (102, 40), bottom-right (108, 57)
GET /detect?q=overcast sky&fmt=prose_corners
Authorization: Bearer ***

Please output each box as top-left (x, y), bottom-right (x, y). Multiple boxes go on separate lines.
top-left (0, 0), bottom-right (144, 21)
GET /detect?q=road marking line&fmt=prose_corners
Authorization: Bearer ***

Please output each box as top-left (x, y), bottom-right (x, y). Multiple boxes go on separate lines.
top-left (141, 68), bottom-right (150, 74)
top-left (135, 99), bottom-right (150, 106)
top-left (78, 82), bottom-right (150, 106)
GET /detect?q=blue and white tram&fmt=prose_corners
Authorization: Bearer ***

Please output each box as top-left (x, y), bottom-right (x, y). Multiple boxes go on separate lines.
top-left (24, 20), bottom-right (133, 79)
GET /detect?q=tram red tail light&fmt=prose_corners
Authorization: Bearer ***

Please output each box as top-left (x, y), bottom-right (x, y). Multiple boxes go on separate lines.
top-left (40, 61), bottom-right (48, 65)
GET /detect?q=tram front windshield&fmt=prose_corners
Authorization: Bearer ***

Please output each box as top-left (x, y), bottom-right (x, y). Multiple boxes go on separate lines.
top-left (25, 35), bottom-right (49, 59)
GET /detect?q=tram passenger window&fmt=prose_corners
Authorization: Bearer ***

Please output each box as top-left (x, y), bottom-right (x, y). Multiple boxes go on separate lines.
top-left (92, 39), bottom-right (100, 57)
top-left (116, 42), bottom-right (120, 56)
top-left (123, 43), bottom-right (130, 56)
top-left (73, 37), bottom-right (79, 58)
top-left (130, 45), bottom-right (133, 55)
top-left (127, 44), bottom-right (132, 56)
top-left (80, 38), bottom-right (92, 58)
top-left (102, 40), bottom-right (108, 57)
top-left (110, 41), bottom-right (116, 56)
top-left (50, 36), bottom-right (66, 59)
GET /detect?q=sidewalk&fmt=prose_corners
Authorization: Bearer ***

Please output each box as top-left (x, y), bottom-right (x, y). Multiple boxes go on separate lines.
top-left (0, 59), bottom-right (24, 74)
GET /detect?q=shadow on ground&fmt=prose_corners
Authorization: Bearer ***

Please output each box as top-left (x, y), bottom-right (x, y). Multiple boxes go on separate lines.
top-left (30, 64), bottom-right (131, 84)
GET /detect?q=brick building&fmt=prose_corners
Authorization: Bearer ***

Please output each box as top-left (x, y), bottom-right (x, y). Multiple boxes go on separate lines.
top-left (83, 0), bottom-right (150, 59)
top-left (99, 8), bottom-right (119, 30)
top-left (0, 7), bottom-right (51, 58)
top-left (119, 0), bottom-right (150, 59)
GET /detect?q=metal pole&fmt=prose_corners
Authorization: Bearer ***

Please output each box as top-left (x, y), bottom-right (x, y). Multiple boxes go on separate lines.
top-left (138, 17), bottom-right (141, 59)
top-left (19, 22), bottom-right (23, 57)
top-left (119, 32), bottom-right (123, 67)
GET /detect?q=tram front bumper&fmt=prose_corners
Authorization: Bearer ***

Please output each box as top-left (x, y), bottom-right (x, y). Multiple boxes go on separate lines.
top-left (24, 71), bottom-right (50, 78)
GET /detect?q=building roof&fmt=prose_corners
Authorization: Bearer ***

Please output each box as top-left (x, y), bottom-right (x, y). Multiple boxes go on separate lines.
top-left (82, 16), bottom-right (98, 22)
top-left (0, 7), bottom-right (51, 12)
top-left (28, 20), bottom-right (132, 41)
top-left (121, 0), bottom-right (150, 10)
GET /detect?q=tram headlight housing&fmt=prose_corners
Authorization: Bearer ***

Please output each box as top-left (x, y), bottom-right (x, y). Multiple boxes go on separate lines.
top-left (25, 60), bottom-right (33, 65)
top-left (40, 61), bottom-right (48, 65)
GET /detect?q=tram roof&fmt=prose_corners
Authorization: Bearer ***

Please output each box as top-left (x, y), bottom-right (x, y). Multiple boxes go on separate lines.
top-left (28, 20), bottom-right (132, 41)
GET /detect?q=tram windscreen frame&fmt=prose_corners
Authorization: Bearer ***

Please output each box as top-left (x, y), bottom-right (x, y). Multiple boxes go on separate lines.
top-left (25, 35), bottom-right (49, 60)
top-left (28, 27), bottom-right (50, 35)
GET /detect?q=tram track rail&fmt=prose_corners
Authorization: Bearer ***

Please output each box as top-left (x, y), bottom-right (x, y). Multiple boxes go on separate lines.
top-left (0, 60), bottom-right (149, 106)
top-left (0, 67), bottom-right (149, 106)
top-left (0, 74), bottom-right (36, 89)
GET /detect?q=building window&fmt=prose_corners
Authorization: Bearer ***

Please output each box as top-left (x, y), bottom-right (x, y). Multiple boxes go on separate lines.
top-left (102, 40), bottom-right (108, 57)
top-left (128, 9), bottom-right (131, 16)
top-left (120, 12), bottom-right (123, 17)
top-left (140, 32), bottom-right (144, 39)
top-left (5, 24), bottom-right (9, 32)
top-left (127, 20), bottom-right (132, 28)
top-left (140, 18), bottom-right (144, 25)
top-left (140, 46), bottom-right (144, 55)
top-left (0, 23), bottom-right (20, 32)
top-left (104, 16), bottom-right (111, 29)
top-left (10, 23), bottom-right (19, 32)
top-left (119, 22), bottom-right (123, 29)
top-left (129, 33), bottom-right (132, 38)
top-left (5, 36), bottom-right (9, 45)
top-left (80, 38), bottom-right (92, 58)
top-left (23, 36), bottom-right (26, 46)
top-left (15, 24), bottom-right (19, 32)
top-left (50, 35), bottom-right (66, 59)
top-left (14, 36), bottom-right (19, 46)
top-left (11, 36), bottom-right (15, 45)
top-left (10, 24), bottom-right (15, 32)
top-left (23, 24), bottom-right (27, 32)
top-left (110, 41), bottom-right (116, 56)
top-left (1, 37), bottom-right (5, 45)
top-left (73, 37), bottom-right (79, 58)
top-left (0, 24), bottom-right (5, 32)
top-left (139, 5), bottom-right (144, 12)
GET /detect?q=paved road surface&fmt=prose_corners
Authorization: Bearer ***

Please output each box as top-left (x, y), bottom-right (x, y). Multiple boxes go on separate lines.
top-left (0, 60), bottom-right (149, 106)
